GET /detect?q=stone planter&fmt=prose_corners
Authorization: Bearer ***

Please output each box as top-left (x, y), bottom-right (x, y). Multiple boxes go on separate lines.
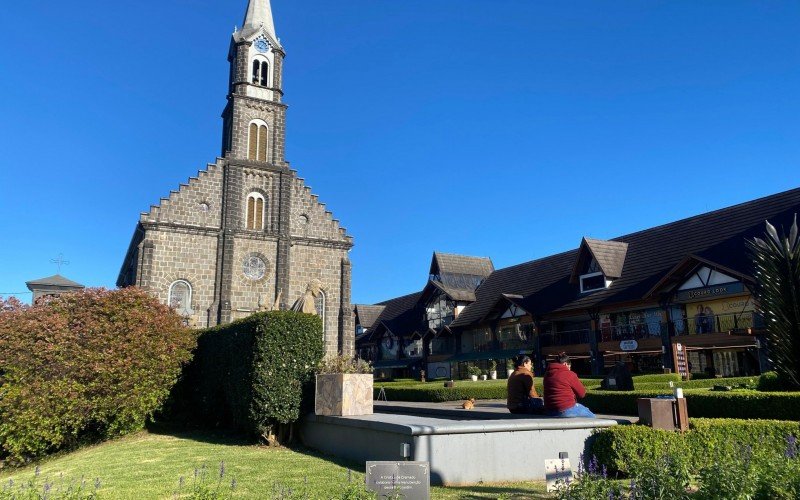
top-left (315, 373), bottom-right (373, 416)
top-left (480, 375), bottom-right (488, 381)
top-left (471, 375), bottom-right (478, 382)
top-left (507, 369), bottom-right (514, 378)
top-left (489, 371), bottom-right (497, 380)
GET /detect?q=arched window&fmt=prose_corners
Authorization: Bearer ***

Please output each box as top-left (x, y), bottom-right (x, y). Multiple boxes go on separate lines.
top-left (246, 192), bottom-right (266, 231)
top-left (315, 290), bottom-right (326, 335)
top-left (168, 280), bottom-right (193, 316)
top-left (260, 61), bottom-right (270, 87)
top-left (248, 121), bottom-right (269, 162)
top-left (251, 60), bottom-right (260, 84)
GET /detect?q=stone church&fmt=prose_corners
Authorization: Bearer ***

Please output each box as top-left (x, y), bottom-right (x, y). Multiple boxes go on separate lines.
top-left (118, 0), bottom-right (354, 355)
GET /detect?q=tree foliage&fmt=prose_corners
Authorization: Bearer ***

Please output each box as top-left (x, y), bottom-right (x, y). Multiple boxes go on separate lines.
top-left (748, 215), bottom-right (800, 388)
top-left (0, 288), bottom-right (196, 465)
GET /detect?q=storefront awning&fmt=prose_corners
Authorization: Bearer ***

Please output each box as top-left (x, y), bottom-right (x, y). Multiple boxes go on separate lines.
top-left (448, 349), bottom-right (527, 363)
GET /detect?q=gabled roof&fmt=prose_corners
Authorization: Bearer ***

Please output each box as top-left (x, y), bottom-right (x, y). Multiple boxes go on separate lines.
top-left (25, 275), bottom-right (85, 289)
top-left (353, 304), bottom-right (386, 330)
top-left (453, 187), bottom-right (800, 327)
top-left (570, 238), bottom-right (629, 283)
top-left (367, 291), bottom-right (424, 339)
top-left (426, 280), bottom-right (477, 302)
top-left (430, 252), bottom-right (494, 278)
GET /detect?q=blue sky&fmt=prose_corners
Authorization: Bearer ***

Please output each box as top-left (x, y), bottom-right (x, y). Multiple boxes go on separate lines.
top-left (0, 0), bottom-right (798, 305)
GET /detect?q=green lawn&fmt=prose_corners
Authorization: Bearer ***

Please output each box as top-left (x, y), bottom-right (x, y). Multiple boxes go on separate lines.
top-left (0, 428), bottom-right (549, 499)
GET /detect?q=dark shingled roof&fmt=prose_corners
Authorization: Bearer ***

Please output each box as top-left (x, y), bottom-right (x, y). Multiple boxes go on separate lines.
top-left (25, 275), bottom-right (85, 288)
top-left (571, 237), bottom-right (629, 281)
top-left (354, 304), bottom-right (386, 330)
top-left (452, 187), bottom-right (800, 327)
top-left (371, 291), bottom-right (424, 337)
top-left (430, 252), bottom-right (494, 278)
top-left (428, 280), bottom-right (477, 302)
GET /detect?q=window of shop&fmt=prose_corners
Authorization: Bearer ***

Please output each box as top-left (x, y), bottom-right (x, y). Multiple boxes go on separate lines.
top-left (497, 323), bottom-right (533, 349)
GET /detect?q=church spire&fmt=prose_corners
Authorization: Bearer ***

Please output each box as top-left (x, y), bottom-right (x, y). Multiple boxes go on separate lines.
top-left (242, 0), bottom-right (277, 43)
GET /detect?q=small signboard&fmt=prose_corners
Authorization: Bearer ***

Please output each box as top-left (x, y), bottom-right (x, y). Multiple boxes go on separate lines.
top-left (545, 458), bottom-right (573, 492)
top-left (366, 461), bottom-right (430, 499)
top-left (620, 340), bottom-right (639, 352)
top-left (673, 342), bottom-right (689, 380)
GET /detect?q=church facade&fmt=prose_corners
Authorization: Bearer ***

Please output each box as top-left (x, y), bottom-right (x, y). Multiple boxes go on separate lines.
top-left (118, 0), bottom-right (354, 355)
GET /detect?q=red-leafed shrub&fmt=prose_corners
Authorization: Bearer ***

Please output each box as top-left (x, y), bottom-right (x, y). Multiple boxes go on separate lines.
top-left (0, 288), bottom-right (196, 465)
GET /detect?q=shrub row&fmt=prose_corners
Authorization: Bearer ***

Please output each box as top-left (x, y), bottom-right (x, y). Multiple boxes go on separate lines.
top-left (632, 375), bottom-right (757, 391)
top-left (377, 383), bottom-right (800, 420)
top-left (176, 311), bottom-right (323, 437)
top-left (583, 389), bottom-right (800, 420)
top-left (758, 371), bottom-right (800, 391)
top-left (0, 288), bottom-right (196, 465)
top-left (591, 418), bottom-right (800, 474)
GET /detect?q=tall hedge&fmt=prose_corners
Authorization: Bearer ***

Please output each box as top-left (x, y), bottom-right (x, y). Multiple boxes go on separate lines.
top-left (183, 311), bottom-right (324, 437)
top-left (0, 288), bottom-right (195, 465)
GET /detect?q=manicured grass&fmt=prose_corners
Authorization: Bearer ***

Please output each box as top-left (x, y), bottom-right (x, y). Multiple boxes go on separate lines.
top-left (0, 428), bottom-right (549, 499)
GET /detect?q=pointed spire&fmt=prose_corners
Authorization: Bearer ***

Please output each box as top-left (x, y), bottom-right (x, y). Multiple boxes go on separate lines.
top-left (242, 0), bottom-right (277, 42)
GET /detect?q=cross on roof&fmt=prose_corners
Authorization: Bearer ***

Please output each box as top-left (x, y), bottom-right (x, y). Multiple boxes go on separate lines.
top-left (51, 253), bottom-right (70, 274)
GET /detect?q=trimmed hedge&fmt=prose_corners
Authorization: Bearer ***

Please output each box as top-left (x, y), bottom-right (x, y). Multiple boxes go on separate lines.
top-left (181, 311), bottom-right (323, 436)
top-left (759, 371), bottom-right (800, 391)
top-left (377, 383), bottom-right (800, 420)
top-left (629, 373), bottom-right (681, 383)
top-left (583, 389), bottom-right (800, 420)
top-left (0, 288), bottom-right (196, 465)
top-left (591, 418), bottom-right (800, 474)
top-left (632, 376), bottom-right (757, 391)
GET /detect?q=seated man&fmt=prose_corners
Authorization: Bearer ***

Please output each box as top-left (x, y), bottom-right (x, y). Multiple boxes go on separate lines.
top-left (506, 355), bottom-right (544, 414)
top-left (543, 353), bottom-right (595, 418)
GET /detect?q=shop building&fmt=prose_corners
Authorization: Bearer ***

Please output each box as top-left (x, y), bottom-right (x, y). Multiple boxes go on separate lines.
top-left (355, 187), bottom-right (800, 378)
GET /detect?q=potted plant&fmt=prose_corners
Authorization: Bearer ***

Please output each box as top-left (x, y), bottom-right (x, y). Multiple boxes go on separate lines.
top-left (506, 359), bottom-right (515, 378)
top-left (480, 369), bottom-right (488, 381)
top-left (489, 360), bottom-right (498, 380)
top-left (467, 365), bottom-right (481, 382)
top-left (315, 355), bottom-right (374, 417)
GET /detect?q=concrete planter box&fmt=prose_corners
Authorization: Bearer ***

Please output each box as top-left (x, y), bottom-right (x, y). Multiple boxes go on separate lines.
top-left (315, 373), bottom-right (374, 416)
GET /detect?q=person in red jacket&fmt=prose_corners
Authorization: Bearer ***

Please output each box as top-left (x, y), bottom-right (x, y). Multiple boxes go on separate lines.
top-left (543, 353), bottom-right (595, 418)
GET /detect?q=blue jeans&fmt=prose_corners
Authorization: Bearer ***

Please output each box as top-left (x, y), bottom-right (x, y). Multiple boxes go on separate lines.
top-left (554, 403), bottom-right (595, 418)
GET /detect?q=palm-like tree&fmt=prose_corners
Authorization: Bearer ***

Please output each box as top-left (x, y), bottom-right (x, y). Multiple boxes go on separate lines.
top-left (748, 215), bottom-right (800, 388)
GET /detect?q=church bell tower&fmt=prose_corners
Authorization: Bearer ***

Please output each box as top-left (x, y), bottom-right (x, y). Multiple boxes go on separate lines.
top-left (222, 0), bottom-right (287, 166)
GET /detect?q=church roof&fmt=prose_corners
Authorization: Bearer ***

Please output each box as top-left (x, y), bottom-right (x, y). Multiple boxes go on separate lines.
top-left (26, 275), bottom-right (85, 289)
top-left (236, 0), bottom-right (280, 47)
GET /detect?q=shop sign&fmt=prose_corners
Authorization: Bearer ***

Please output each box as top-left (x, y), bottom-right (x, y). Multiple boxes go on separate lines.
top-left (620, 340), bottom-right (639, 352)
top-left (675, 282), bottom-right (745, 302)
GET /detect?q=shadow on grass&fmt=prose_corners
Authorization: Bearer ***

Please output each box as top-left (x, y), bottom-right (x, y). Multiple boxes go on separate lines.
top-left (146, 421), bottom-right (365, 471)
top-left (441, 484), bottom-right (551, 499)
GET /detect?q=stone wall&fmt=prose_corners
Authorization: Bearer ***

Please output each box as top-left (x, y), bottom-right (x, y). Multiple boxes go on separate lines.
top-left (289, 243), bottom-right (349, 355)
top-left (140, 162), bottom-right (224, 228)
top-left (144, 228), bottom-right (218, 328)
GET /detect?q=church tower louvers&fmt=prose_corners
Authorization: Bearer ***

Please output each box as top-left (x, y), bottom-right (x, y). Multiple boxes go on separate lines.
top-left (118, 0), bottom-right (355, 356)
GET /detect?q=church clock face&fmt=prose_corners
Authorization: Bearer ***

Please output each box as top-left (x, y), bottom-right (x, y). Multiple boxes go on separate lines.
top-left (243, 256), bottom-right (267, 281)
top-left (255, 38), bottom-right (270, 53)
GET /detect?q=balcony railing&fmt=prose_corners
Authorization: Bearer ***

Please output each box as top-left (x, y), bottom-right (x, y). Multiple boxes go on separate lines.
top-left (540, 329), bottom-right (594, 347)
top-left (599, 322), bottom-right (665, 342)
top-left (674, 311), bottom-right (763, 336)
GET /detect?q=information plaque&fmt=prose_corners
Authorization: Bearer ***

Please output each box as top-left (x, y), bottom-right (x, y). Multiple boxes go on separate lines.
top-left (545, 458), bottom-right (573, 492)
top-left (365, 461), bottom-right (430, 499)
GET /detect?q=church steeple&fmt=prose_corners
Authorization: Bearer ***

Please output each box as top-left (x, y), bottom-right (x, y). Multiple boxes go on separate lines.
top-left (242, 0), bottom-right (278, 45)
top-left (222, 0), bottom-right (287, 163)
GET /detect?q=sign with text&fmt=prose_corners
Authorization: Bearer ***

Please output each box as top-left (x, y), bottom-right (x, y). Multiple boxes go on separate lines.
top-left (675, 282), bottom-right (745, 302)
top-left (620, 340), bottom-right (639, 351)
top-left (545, 458), bottom-right (573, 492)
top-left (366, 461), bottom-right (430, 499)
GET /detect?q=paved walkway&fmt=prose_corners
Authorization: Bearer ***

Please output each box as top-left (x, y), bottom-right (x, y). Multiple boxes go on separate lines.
top-left (375, 399), bottom-right (638, 424)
